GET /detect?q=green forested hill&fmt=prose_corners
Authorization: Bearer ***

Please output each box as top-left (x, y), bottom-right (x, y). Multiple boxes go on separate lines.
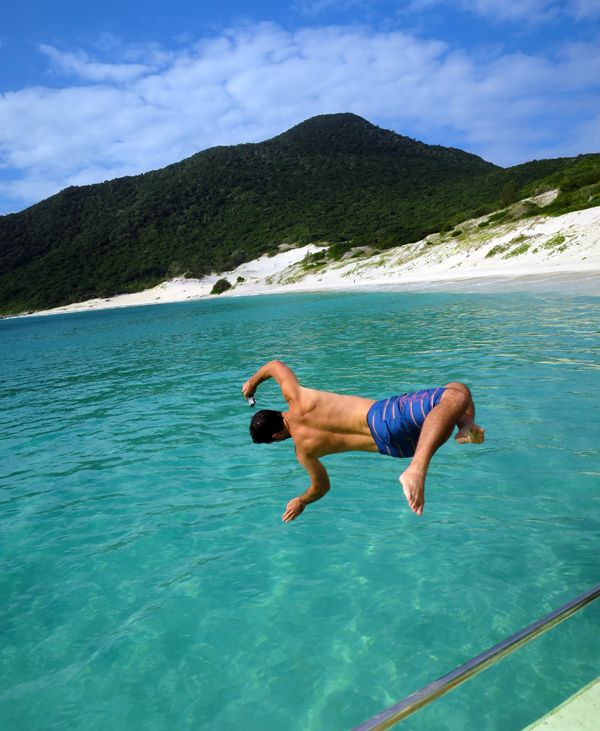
top-left (0, 113), bottom-right (597, 314)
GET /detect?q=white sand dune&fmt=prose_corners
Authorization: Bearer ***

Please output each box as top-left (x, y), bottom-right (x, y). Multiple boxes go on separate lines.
top-left (21, 193), bottom-right (600, 317)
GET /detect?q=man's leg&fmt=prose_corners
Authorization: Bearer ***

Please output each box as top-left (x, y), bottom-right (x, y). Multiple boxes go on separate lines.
top-left (453, 382), bottom-right (485, 444)
top-left (399, 383), bottom-right (484, 516)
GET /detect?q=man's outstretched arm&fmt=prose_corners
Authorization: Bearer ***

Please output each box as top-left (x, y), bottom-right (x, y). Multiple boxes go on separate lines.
top-left (242, 360), bottom-right (300, 404)
top-left (282, 453), bottom-right (331, 523)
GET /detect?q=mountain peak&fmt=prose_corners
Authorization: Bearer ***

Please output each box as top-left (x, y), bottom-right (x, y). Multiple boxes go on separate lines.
top-left (270, 112), bottom-right (405, 154)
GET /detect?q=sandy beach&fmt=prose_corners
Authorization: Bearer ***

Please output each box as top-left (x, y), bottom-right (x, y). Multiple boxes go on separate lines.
top-left (21, 193), bottom-right (600, 317)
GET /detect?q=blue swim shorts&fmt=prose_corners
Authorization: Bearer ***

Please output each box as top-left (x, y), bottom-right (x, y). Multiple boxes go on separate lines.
top-left (367, 388), bottom-right (446, 459)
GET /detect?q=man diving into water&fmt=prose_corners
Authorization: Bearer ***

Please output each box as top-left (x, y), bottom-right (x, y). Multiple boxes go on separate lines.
top-left (242, 361), bottom-right (485, 522)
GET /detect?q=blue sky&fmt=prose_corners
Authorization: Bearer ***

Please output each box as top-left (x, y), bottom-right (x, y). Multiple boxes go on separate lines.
top-left (1, 0), bottom-right (599, 213)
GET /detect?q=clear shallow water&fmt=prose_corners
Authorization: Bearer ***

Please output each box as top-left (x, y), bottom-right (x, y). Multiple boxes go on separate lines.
top-left (1, 291), bottom-right (599, 731)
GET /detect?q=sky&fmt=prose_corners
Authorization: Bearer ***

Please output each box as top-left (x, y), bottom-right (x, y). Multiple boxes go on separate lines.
top-left (0, 1), bottom-right (599, 214)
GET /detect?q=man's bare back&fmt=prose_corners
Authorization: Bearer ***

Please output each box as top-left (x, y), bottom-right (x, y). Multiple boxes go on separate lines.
top-left (242, 360), bottom-right (484, 522)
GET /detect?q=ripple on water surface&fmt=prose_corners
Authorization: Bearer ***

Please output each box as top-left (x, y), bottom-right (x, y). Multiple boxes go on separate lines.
top-left (1, 292), bottom-right (599, 731)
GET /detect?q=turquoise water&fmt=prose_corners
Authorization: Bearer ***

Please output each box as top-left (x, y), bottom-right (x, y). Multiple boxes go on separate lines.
top-left (1, 291), bottom-right (599, 731)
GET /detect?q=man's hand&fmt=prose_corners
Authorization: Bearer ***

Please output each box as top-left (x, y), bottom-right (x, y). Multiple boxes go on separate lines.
top-left (242, 380), bottom-right (256, 400)
top-left (282, 497), bottom-right (306, 523)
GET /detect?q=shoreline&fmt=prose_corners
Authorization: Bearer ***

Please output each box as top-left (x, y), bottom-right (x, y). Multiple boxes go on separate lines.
top-left (11, 199), bottom-right (600, 318)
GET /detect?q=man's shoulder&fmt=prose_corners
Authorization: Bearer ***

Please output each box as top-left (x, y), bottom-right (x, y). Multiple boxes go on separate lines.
top-left (288, 420), bottom-right (318, 450)
top-left (288, 387), bottom-right (325, 417)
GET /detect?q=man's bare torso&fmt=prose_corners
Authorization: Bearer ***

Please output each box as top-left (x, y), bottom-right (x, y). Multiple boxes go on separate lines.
top-left (285, 387), bottom-right (379, 459)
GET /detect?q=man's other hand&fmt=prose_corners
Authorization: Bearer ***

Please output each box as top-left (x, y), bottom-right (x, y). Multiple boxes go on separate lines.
top-left (282, 497), bottom-right (306, 522)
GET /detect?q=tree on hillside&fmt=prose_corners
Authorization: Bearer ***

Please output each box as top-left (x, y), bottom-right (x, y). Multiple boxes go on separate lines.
top-left (501, 180), bottom-right (520, 207)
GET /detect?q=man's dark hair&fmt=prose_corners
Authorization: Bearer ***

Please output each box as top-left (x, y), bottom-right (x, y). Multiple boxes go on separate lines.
top-left (250, 410), bottom-right (284, 444)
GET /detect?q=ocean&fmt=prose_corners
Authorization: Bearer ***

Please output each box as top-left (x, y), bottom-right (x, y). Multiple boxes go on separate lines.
top-left (1, 291), bottom-right (599, 731)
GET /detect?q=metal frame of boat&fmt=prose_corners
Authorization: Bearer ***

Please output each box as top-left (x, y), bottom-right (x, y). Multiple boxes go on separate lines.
top-left (350, 582), bottom-right (600, 731)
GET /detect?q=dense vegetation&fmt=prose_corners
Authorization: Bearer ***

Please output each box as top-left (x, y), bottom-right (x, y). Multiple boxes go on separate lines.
top-left (0, 113), bottom-right (598, 314)
top-left (210, 278), bottom-right (232, 295)
top-left (439, 153), bottom-right (600, 233)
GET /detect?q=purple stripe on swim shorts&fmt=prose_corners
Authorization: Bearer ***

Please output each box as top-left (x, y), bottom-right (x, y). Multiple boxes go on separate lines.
top-left (370, 412), bottom-right (391, 456)
top-left (392, 441), bottom-right (405, 458)
top-left (409, 401), bottom-right (419, 429)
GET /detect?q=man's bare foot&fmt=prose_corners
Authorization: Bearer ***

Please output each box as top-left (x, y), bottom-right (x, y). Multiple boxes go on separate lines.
top-left (455, 424), bottom-right (485, 444)
top-left (399, 467), bottom-right (425, 516)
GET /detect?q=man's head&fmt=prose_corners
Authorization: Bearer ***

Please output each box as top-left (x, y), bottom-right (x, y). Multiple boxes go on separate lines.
top-left (250, 409), bottom-right (288, 443)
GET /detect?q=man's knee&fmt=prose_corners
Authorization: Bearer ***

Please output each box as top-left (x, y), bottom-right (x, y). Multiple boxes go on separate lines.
top-left (444, 381), bottom-right (471, 398)
top-left (442, 383), bottom-right (471, 410)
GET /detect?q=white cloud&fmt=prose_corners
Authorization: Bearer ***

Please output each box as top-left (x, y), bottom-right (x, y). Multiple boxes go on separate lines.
top-left (0, 22), bottom-right (599, 212)
top-left (39, 45), bottom-right (157, 83)
top-left (410, 0), bottom-right (600, 22)
top-left (454, 0), bottom-right (600, 21)
top-left (405, 0), bottom-right (559, 22)
top-left (570, 0), bottom-right (600, 18)
top-left (299, 0), bottom-right (600, 22)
